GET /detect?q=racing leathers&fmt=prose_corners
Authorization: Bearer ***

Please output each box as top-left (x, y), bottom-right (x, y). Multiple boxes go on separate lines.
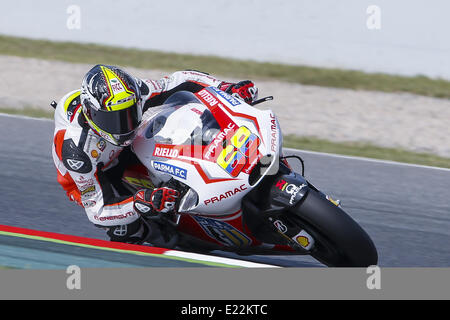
top-left (52, 70), bottom-right (257, 243)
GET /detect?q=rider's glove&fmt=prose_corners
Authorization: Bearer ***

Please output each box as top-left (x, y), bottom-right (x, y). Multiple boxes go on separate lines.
top-left (219, 80), bottom-right (258, 104)
top-left (134, 187), bottom-right (180, 216)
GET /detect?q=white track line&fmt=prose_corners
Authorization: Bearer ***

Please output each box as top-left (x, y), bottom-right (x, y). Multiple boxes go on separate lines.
top-left (3, 111), bottom-right (447, 267)
top-left (2, 112), bottom-right (448, 171)
top-left (0, 112), bottom-right (53, 122)
top-left (284, 148), bottom-right (450, 172)
top-left (164, 250), bottom-right (280, 268)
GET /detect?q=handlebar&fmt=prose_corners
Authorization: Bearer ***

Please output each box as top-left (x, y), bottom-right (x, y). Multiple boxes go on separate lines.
top-left (250, 96), bottom-right (274, 106)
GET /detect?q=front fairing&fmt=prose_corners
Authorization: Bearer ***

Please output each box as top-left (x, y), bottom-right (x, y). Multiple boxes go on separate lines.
top-left (132, 88), bottom-right (282, 215)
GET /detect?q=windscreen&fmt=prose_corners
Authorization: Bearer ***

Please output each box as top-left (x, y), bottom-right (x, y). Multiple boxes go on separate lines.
top-left (144, 91), bottom-right (221, 146)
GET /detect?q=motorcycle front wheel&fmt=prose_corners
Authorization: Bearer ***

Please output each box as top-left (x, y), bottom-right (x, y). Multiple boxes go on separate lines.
top-left (289, 189), bottom-right (378, 267)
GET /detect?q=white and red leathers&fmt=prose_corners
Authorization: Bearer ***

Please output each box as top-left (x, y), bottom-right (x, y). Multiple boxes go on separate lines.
top-left (52, 70), bottom-right (230, 231)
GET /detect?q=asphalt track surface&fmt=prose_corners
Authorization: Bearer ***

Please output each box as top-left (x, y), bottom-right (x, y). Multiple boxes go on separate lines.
top-left (1, 114), bottom-right (449, 267)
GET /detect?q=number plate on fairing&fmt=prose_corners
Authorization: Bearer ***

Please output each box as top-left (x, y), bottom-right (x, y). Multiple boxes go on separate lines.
top-left (192, 215), bottom-right (252, 247)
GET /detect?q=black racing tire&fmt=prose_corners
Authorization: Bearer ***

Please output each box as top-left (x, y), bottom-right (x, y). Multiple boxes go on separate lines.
top-left (289, 189), bottom-right (378, 267)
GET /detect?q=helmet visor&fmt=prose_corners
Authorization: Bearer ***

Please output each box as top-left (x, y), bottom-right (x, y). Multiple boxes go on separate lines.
top-left (89, 103), bottom-right (142, 135)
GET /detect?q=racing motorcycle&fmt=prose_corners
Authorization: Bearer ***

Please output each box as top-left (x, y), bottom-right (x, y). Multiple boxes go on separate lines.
top-left (122, 86), bottom-right (378, 267)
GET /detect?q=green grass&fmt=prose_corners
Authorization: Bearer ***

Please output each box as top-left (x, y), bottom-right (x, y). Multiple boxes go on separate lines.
top-left (284, 135), bottom-right (450, 169)
top-left (2, 34), bottom-right (450, 99)
top-left (0, 107), bottom-right (54, 119)
top-left (1, 107), bottom-right (449, 169)
top-left (1, 34), bottom-right (448, 168)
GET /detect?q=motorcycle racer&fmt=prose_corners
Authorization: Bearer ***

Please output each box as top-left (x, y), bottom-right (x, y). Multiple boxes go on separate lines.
top-left (52, 64), bottom-right (258, 244)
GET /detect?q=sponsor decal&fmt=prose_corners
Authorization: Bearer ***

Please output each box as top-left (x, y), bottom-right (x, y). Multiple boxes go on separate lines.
top-left (270, 113), bottom-right (278, 152)
top-left (197, 89), bottom-right (219, 107)
top-left (209, 86), bottom-right (241, 106)
top-left (75, 176), bottom-right (88, 183)
top-left (153, 146), bottom-right (180, 158)
top-left (109, 94), bottom-right (136, 106)
top-left (192, 215), bottom-right (251, 247)
top-left (273, 220), bottom-right (287, 234)
top-left (75, 177), bottom-right (94, 188)
top-left (97, 139), bottom-right (106, 151)
top-left (82, 200), bottom-right (96, 208)
top-left (93, 211), bottom-right (135, 222)
top-left (110, 78), bottom-right (124, 94)
top-left (190, 107), bottom-right (203, 116)
top-left (67, 159), bottom-right (84, 171)
top-left (91, 150), bottom-right (99, 158)
top-left (244, 153), bottom-right (262, 175)
top-left (215, 126), bottom-right (260, 177)
top-left (152, 161), bottom-right (187, 179)
top-left (296, 236), bottom-right (310, 248)
top-left (81, 185), bottom-right (96, 196)
top-left (204, 123), bottom-right (236, 160)
top-left (276, 180), bottom-right (307, 205)
top-left (99, 130), bottom-right (112, 141)
top-left (204, 184), bottom-right (248, 205)
top-left (326, 195), bottom-right (341, 207)
top-left (292, 230), bottom-right (314, 250)
top-left (275, 179), bottom-right (287, 191)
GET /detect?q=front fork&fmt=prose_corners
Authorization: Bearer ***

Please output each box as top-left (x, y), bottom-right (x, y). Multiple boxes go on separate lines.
top-left (268, 213), bottom-right (316, 252)
top-left (247, 166), bottom-right (341, 252)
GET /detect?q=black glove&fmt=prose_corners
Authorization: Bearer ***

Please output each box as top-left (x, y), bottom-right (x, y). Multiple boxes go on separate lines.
top-left (219, 80), bottom-right (258, 104)
top-left (133, 187), bottom-right (180, 216)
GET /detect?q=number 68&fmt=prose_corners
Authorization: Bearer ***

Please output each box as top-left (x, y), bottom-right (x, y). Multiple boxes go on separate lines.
top-left (216, 126), bottom-right (260, 177)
